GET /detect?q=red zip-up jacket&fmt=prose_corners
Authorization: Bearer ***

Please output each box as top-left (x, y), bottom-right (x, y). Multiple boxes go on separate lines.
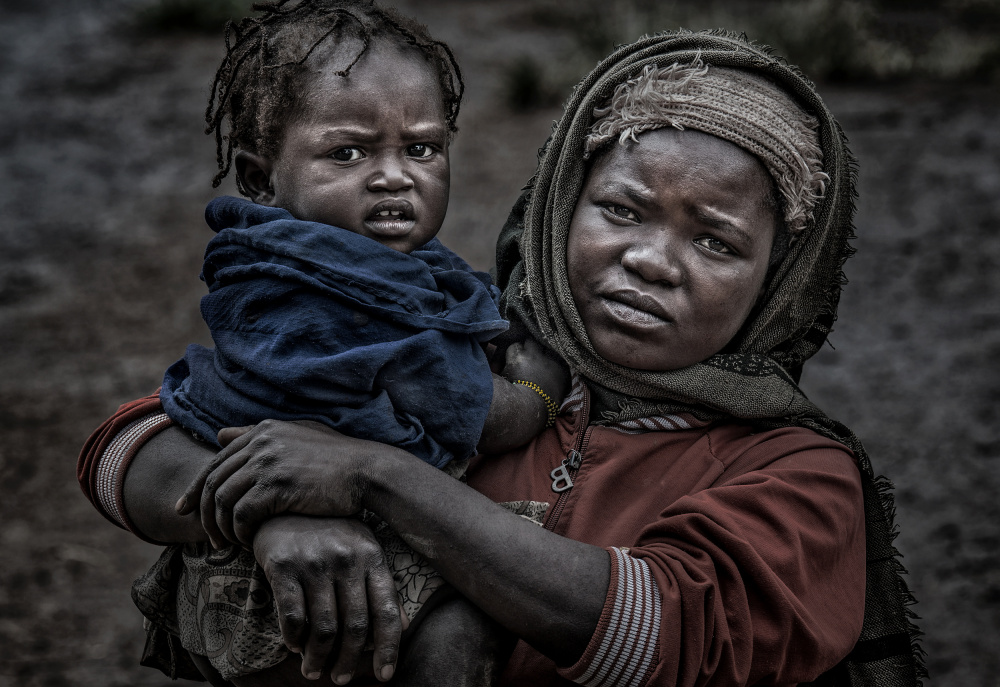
top-left (465, 383), bottom-right (865, 687)
top-left (78, 385), bottom-right (864, 687)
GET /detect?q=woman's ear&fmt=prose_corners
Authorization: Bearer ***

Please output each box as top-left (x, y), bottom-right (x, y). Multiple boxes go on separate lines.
top-left (235, 150), bottom-right (277, 205)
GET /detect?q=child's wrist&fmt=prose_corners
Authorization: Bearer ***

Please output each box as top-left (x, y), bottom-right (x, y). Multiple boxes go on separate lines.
top-left (513, 380), bottom-right (559, 428)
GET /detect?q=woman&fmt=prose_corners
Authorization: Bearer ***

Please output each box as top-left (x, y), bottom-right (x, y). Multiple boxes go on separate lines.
top-left (78, 30), bottom-right (922, 687)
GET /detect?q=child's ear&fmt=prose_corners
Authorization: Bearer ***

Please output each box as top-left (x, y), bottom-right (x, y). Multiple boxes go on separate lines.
top-left (235, 151), bottom-right (277, 205)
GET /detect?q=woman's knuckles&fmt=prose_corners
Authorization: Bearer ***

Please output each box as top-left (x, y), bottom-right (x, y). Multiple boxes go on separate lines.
top-left (302, 557), bottom-right (333, 576)
top-left (360, 548), bottom-right (385, 568)
top-left (373, 601), bottom-right (401, 624)
top-left (280, 608), bottom-right (307, 631)
top-left (265, 551), bottom-right (311, 577)
top-left (256, 418), bottom-right (281, 433)
top-left (203, 472), bottom-right (221, 493)
top-left (310, 618), bottom-right (340, 643)
top-left (343, 617), bottom-right (369, 640)
top-left (214, 485), bottom-right (236, 508)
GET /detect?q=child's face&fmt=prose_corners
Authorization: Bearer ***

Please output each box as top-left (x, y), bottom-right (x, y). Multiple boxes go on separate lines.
top-left (257, 40), bottom-right (450, 253)
top-left (567, 128), bottom-right (777, 371)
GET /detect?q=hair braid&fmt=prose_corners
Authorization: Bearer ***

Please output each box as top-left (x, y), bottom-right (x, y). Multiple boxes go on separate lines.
top-left (204, 0), bottom-right (464, 193)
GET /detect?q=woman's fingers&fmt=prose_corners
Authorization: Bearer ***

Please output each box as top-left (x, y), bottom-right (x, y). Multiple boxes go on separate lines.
top-left (328, 576), bottom-right (370, 684)
top-left (217, 425), bottom-right (255, 447)
top-left (270, 572), bottom-right (309, 656)
top-left (198, 451), bottom-right (253, 548)
top-left (254, 516), bottom-right (400, 682)
top-left (176, 424), bottom-right (258, 516)
top-left (366, 566), bottom-right (403, 682)
top-left (298, 579), bottom-right (339, 680)
top-left (230, 484), bottom-right (280, 547)
top-left (175, 459), bottom-right (217, 516)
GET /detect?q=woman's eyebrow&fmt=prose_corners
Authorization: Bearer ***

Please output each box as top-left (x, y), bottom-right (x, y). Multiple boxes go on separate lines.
top-left (604, 181), bottom-right (655, 208)
top-left (692, 207), bottom-right (755, 245)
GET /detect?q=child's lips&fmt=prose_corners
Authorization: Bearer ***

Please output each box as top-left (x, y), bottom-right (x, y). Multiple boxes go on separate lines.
top-left (364, 199), bottom-right (416, 237)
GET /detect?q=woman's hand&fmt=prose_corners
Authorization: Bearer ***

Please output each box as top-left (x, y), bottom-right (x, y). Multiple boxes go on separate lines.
top-left (176, 419), bottom-right (389, 548)
top-left (252, 514), bottom-right (404, 684)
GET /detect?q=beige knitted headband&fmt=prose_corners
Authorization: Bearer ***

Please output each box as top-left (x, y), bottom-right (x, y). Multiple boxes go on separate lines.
top-left (584, 59), bottom-right (829, 235)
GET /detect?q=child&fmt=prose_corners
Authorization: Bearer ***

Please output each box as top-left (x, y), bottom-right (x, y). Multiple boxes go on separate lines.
top-left (132, 0), bottom-right (564, 684)
top-left (163, 0), bottom-right (563, 470)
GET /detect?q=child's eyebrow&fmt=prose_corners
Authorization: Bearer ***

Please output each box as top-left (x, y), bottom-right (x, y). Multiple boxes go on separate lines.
top-left (398, 122), bottom-right (449, 142)
top-left (316, 126), bottom-right (382, 143)
top-left (315, 123), bottom-right (448, 144)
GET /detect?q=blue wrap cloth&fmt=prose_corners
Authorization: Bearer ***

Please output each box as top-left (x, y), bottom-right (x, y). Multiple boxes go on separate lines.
top-left (161, 197), bottom-right (508, 468)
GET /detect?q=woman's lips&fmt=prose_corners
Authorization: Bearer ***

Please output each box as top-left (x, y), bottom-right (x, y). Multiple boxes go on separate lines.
top-left (600, 290), bottom-right (672, 328)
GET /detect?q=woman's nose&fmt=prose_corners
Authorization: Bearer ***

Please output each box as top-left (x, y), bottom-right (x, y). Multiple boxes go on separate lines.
top-left (621, 240), bottom-right (684, 286)
top-left (368, 156), bottom-right (414, 193)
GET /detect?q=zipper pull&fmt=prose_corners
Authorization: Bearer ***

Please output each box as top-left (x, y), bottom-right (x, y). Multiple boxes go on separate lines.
top-left (550, 450), bottom-right (582, 493)
top-left (550, 463), bottom-right (573, 493)
top-left (566, 449), bottom-right (582, 469)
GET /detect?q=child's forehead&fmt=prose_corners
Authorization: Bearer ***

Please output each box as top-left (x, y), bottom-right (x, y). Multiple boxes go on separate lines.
top-left (286, 39), bottom-right (448, 135)
top-left (297, 37), bottom-right (440, 101)
top-left (298, 33), bottom-right (432, 80)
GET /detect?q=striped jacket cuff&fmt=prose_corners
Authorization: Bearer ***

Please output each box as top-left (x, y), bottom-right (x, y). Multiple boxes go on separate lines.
top-left (94, 411), bottom-right (173, 542)
top-left (559, 547), bottom-right (662, 687)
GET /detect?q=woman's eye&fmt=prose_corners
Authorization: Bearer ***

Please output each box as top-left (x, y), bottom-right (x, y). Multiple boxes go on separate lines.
top-left (695, 236), bottom-right (733, 254)
top-left (605, 204), bottom-right (638, 221)
top-left (406, 144), bottom-right (434, 158)
top-left (331, 147), bottom-right (364, 162)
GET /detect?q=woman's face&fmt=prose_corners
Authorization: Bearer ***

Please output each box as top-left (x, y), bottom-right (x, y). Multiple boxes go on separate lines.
top-left (567, 128), bottom-right (778, 371)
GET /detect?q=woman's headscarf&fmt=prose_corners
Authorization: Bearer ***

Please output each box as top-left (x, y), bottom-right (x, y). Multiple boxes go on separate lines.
top-left (495, 30), bottom-right (923, 687)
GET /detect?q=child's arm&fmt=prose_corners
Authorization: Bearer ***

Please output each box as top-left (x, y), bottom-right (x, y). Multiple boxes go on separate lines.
top-left (477, 338), bottom-right (570, 454)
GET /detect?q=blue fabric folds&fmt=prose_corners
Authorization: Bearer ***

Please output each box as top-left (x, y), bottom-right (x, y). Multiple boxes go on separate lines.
top-left (161, 196), bottom-right (508, 468)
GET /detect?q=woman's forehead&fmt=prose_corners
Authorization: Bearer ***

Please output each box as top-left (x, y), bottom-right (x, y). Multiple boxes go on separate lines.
top-left (589, 129), bottom-right (772, 201)
top-left (583, 60), bottom-right (826, 237)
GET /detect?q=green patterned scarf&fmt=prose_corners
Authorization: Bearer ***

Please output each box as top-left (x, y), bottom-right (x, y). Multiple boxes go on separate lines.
top-left (495, 29), bottom-right (924, 687)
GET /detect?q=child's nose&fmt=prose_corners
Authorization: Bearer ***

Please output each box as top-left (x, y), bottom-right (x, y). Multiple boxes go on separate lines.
top-left (367, 157), bottom-right (414, 193)
top-left (621, 238), bottom-right (684, 287)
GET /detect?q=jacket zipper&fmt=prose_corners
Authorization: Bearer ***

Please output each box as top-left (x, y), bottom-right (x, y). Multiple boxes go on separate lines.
top-left (544, 390), bottom-right (592, 532)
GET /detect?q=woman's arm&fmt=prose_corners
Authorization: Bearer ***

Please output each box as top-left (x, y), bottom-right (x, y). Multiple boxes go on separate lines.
top-left (110, 424), bottom-right (404, 682)
top-left (122, 426), bottom-right (213, 543)
top-left (369, 444), bottom-right (609, 665)
top-left (184, 420), bottom-right (609, 666)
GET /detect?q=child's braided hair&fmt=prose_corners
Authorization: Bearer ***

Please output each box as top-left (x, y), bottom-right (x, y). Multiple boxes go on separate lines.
top-left (206, 0), bottom-right (464, 194)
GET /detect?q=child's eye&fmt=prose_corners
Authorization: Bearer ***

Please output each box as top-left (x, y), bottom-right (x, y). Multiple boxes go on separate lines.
top-left (331, 147), bottom-right (364, 162)
top-left (694, 236), bottom-right (733, 254)
top-left (406, 144), bottom-right (434, 158)
top-left (604, 204), bottom-right (638, 221)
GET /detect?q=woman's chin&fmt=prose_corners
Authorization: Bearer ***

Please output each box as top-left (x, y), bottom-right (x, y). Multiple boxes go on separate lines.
top-left (590, 336), bottom-right (686, 372)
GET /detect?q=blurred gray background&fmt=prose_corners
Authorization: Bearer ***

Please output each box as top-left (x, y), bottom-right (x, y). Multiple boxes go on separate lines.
top-left (1, 0), bottom-right (998, 684)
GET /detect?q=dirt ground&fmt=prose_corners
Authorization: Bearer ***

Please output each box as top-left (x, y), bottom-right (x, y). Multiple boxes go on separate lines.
top-left (1, 1), bottom-right (998, 685)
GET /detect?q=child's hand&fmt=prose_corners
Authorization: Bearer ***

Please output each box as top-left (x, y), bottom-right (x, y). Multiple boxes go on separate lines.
top-left (502, 338), bottom-right (570, 405)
